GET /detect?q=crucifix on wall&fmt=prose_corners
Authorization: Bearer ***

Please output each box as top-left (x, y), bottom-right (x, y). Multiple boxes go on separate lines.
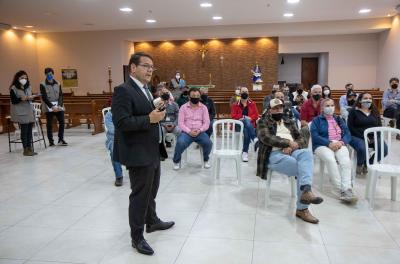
top-left (198, 44), bottom-right (208, 66)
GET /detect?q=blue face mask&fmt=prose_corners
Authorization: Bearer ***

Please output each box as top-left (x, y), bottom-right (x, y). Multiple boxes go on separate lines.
top-left (46, 73), bottom-right (53, 81)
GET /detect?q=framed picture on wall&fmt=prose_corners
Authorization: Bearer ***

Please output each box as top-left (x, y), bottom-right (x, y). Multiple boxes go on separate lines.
top-left (61, 68), bottom-right (78, 88)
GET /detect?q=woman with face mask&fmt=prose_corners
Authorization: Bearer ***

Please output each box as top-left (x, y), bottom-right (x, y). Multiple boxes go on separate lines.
top-left (9, 70), bottom-right (39, 156)
top-left (348, 93), bottom-right (388, 176)
top-left (310, 99), bottom-right (356, 203)
top-left (322, 85), bottom-right (331, 99)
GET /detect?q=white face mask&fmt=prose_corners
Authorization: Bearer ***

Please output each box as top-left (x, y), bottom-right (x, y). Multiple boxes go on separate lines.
top-left (323, 90), bottom-right (330, 96)
top-left (19, 79), bottom-right (27, 86)
top-left (176, 74), bottom-right (180, 79)
top-left (323, 106), bottom-right (335, 116)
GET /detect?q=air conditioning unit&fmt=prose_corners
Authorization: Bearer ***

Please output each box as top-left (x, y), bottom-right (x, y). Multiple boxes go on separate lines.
top-left (0, 23), bottom-right (11, 31)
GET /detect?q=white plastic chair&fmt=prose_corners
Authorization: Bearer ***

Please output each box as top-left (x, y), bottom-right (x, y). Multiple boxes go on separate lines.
top-left (212, 119), bottom-right (243, 183)
top-left (364, 127), bottom-right (400, 208)
top-left (182, 144), bottom-right (204, 167)
top-left (265, 169), bottom-right (296, 206)
top-left (102, 107), bottom-right (111, 133)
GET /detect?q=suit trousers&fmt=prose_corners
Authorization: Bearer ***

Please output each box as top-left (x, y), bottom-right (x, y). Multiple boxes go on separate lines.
top-left (129, 161), bottom-right (160, 242)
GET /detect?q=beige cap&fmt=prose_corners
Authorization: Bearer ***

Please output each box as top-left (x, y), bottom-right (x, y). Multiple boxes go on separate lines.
top-left (270, 98), bottom-right (284, 108)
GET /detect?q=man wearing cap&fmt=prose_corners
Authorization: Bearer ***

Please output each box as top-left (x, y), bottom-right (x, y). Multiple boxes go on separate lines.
top-left (256, 98), bottom-right (323, 224)
top-left (339, 83), bottom-right (357, 120)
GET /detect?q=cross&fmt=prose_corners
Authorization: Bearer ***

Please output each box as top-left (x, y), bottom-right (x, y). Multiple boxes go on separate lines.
top-left (198, 44), bottom-right (208, 65)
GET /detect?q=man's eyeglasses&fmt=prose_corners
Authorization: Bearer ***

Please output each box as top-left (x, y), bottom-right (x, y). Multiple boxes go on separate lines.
top-left (138, 64), bottom-right (157, 71)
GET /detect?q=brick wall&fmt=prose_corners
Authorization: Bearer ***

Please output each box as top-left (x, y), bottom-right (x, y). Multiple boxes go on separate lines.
top-left (134, 37), bottom-right (278, 91)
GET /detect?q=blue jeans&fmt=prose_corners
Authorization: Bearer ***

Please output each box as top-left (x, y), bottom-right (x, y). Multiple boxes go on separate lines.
top-left (173, 132), bottom-right (213, 163)
top-left (110, 152), bottom-right (123, 179)
top-left (236, 119), bottom-right (256, 153)
top-left (349, 136), bottom-right (388, 166)
top-left (268, 149), bottom-right (314, 210)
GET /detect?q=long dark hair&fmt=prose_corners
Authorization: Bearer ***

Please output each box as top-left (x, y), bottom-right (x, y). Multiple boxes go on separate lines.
top-left (356, 92), bottom-right (380, 119)
top-left (10, 70), bottom-right (30, 90)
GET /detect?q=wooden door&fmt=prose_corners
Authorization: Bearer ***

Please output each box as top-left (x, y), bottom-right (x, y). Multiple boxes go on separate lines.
top-left (301, 58), bottom-right (318, 91)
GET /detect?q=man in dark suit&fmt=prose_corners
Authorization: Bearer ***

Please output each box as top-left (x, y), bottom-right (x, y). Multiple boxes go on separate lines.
top-left (112, 52), bottom-right (174, 256)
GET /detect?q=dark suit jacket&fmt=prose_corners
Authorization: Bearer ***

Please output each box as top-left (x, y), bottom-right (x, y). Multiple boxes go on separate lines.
top-left (112, 78), bottom-right (167, 168)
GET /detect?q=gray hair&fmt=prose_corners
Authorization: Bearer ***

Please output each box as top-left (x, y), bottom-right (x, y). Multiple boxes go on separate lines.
top-left (311, 84), bottom-right (322, 92)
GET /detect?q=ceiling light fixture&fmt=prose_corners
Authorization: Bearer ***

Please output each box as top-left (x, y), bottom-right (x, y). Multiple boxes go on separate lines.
top-left (200, 3), bottom-right (212, 8)
top-left (146, 19), bottom-right (157, 23)
top-left (359, 9), bottom-right (371, 14)
top-left (213, 16), bottom-right (222, 20)
top-left (119, 7), bottom-right (132, 12)
top-left (283, 13), bottom-right (294, 17)
top-left (24, 25), bottom-right (34, 28)
top-left (287, 0), bottom-right (300, 4)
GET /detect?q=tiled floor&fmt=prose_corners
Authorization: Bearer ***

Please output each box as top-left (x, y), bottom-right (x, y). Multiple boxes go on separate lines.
top-left (0, 127), bottom-right (400, 264)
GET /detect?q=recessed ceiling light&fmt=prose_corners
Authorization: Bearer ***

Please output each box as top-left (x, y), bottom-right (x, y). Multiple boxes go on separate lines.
top-left (359, 9), bottom-right (371, 14)
top-left (32, 31), bottom-right (36, 33)
top-left (12, 26), bottom-right (17, 29)
top-left (146, 19), bottom-right (157, 23)
top-left (200, 3), bottom-right (212, 8)
top-left (213, 16), bottom-right (222, 20)
top-left (287, 0), bottom-right (300, 4)
top-left (24, 25), bottom-right (34, 28)
top-left (283, 13), bottom-right (294, 17)
top-left (119, 7), bottom-right (132, 12)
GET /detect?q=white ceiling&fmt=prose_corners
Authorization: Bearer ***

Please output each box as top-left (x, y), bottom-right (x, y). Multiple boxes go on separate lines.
top-left (0, 0), bottom-right (399, 32)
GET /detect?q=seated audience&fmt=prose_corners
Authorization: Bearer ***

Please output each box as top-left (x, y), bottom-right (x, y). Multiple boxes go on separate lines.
top-left (339, 83), bottom-right (357, 120)
top-left (158, 84), bottom-right (180, 148)
top-left (230, 86), bottom-right (241, 106)
top-left (310, 99), bottom-right (357, 203)
top-left (231, 86), bottom-right (259, 162)
top-left (263, 85), bottom-right (279, 110)
top-left (173, 88), bottom-right (212, 170)
top-left (176, 86), bottom-right (189, 107)
top-left (257, 98), bottom-right (323, 224)
top-left (300, 84), bottom-right (323, 126)
top-left (348, 93), bottom-right (388, 176)
top-left (200, 88), bottom-right (216, 137)
top-left (104, 108), bottom-right (124, 186)
top-left (9, 70), bottom-right (39, 156)
top-left (382, 77), bottom-right (400, 136)
top-left (322, 85), bottom-right (331, 99)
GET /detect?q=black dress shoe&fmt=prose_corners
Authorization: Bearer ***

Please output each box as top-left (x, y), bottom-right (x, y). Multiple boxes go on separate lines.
top-left (146, 220), bottom-right (175, 233)
top-left (114, 177), bottom-right (123, 187)
top-left (132, 238), bottom-right (154, 255)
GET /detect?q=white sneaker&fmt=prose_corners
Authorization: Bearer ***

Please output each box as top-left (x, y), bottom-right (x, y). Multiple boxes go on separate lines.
top-left (173, 162), bottom-right (181, 170)
top-left (204, 161), bottom-right (211, 169)
top-left (242, 152), bottom-right (249, 162)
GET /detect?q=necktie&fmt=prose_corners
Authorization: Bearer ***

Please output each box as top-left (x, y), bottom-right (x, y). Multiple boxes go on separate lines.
top-left (143, 85), bottom-right (153, 102)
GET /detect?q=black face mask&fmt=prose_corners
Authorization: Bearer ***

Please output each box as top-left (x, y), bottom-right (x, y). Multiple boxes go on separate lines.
top-left (391, 84), bottom-right (398, 89)
top-left (297, 89), bottom-right (303, 94)
top-left (348, 99), bottom-right (355, 106)
top-left (190, 97), bottom-right (200, 104)
top-left (272, 90), bottom-right (277, 94)
top-left (161, 93), bottom-right (170, 101)
top-left (271, 113), bottom-right (283, 121)
top-left (201, 94), bottom-right (208, 101)
top-left (241, 93), bottom-right (249, 99)
top-left (312, 94), bottom-right (321, 101)
top-left (182, 91), bottom-right (189, 96)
